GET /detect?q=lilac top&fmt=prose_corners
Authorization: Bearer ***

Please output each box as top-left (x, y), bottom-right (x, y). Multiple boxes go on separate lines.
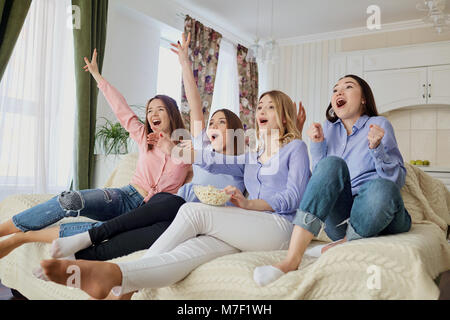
top-left (310, 115), bottom-right (406, 195)
top-left (194, 139), bottom-right (311, 222)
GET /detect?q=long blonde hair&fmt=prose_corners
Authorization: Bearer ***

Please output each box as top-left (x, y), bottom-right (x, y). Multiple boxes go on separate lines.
top-left (256, 90), bottom-right (301, 146)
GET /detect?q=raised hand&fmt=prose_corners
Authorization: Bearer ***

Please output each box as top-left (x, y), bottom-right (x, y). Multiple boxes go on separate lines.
top-left (296, 101), bottom-right (306, 133)
top-left (307, 123), bottom-right (324, 143)
top-left (173, 139), bottom-right (195, 164)
top-left (178, 139), bottom-right (193, 151)
top-left (156, 132), bottom-right (176, 156)
top-left (170, 32), bottom-right (191, 66)
top-left (368, 124), bottom-right (385, 149)
top-left (83, 49), bottom-right (102, 83)
top-left (146, 132), bottom-right (160, 147)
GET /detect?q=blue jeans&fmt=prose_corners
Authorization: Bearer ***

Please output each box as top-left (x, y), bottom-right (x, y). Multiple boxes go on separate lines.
top-left (293, 156), bottom-right (411, 241)
top-left (12, 185), bottom-right (144, 236)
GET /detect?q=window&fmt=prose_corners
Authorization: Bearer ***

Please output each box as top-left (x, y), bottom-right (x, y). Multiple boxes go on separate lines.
top-left (210, 39), bottom-right (240, 120)
top-left (0, 0), bottom-right (76, 201)
top-left (157, 39), bottom-right (182, 107)
top-left (155, 37), bottom-right (240, 124)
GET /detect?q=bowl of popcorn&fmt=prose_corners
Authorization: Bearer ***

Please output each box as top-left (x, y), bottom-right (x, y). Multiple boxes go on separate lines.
top-left (194, 185), bottom-right (231, 206)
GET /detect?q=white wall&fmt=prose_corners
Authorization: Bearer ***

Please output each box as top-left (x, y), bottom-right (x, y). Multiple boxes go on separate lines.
top-left (93, 0), bottom-right (163, 187)
top-left (261, 39), bottom-right (343, 139)
top-left (96, 0), bottom-right (161, 128)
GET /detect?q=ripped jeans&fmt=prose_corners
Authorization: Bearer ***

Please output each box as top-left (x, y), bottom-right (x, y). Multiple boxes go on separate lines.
top-left (293, 156), bottom-right (411, 242)
top-left (12, 185), bottom-right (144, 235)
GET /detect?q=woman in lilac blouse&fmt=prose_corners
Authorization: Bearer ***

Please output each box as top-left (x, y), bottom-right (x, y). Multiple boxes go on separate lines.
top-left (254, 74), bottom-right (412, 286)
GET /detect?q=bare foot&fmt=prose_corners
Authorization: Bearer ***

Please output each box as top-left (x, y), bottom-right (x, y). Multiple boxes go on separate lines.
top-left (0, 233), bottom-right (26, 259)
top-left (40, 259), bottom-right (123, 300)
top-left (321, 237), bottom-right (347, 254)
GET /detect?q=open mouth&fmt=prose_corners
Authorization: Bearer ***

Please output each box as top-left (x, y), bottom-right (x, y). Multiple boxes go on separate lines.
top-left (152, 119), bottom-right (162, 126)
top-left (336, 98), bottom-right (347, 108)
top-left (211, 133), bottom-right (219, 141)
top-left (259, 118), bottom-right (268, 125)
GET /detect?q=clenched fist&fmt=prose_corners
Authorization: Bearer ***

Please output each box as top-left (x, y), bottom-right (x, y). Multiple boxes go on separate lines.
top-left (307, 123), bottom-right (324, 143)
top-left (368, 124), bottom-right (384, 149)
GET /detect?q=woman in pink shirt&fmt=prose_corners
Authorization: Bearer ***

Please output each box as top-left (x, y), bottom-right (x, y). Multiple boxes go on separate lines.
top-left (0, 49), bottom-right (191, 258)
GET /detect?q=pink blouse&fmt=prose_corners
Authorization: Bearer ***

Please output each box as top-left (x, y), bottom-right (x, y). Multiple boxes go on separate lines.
top-left (98, 79), bottom-right (190, 202)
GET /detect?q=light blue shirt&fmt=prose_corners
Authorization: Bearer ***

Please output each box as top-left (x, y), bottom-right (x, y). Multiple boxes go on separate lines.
top-left (195, 139), bottom-right (311, 222)
top-left (176, 130), bottom-right (245, 205)
top-left (309, 115), bottom-right (406, 195)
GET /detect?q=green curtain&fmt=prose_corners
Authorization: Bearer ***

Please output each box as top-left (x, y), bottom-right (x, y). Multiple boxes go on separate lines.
top-left (72, 0), bottom-right (108, 190)
top-left (0, 0), bottom-right (32, 80)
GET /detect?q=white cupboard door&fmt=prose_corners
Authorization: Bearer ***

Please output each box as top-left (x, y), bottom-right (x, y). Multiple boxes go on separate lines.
top-left (364, 67), bottom-right (427, 114)
top-left (427, 65), bottom-right (450, 105)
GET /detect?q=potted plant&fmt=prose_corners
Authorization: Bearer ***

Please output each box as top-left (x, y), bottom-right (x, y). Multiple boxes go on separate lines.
top-left (95, 105), bottom-right (146, 155)
top-left (95, 117), bottom-right (130, 155)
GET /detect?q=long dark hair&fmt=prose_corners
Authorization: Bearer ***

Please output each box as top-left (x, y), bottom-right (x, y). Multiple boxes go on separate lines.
top-left (145, 95), bottom-right (185, 150)
top-left (210, 108), bottom-right (244, 155)
top-left (326, 74), bottom-right (379, 123)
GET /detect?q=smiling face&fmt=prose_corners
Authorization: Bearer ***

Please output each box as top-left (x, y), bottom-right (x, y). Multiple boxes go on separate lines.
top-left (207, 111), bottom-right (229, 153)
top-left (256, 94), bottom-right (282, 135)
top-left (331, 77), bottom-right (365, 122)
top-left (146, 99), bottom-right (171, 134)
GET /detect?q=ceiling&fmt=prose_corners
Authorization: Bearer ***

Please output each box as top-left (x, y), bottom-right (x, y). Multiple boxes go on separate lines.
top-left (171, 0), bottom-right (450, 42)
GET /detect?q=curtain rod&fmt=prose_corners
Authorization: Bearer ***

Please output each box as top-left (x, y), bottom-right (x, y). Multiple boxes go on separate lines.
top-left (175, 11), bottom-right (251, 47)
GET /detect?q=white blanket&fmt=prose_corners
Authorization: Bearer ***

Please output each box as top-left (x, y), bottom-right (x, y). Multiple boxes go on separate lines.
top-left (0, 155), bottom-right (449, 300)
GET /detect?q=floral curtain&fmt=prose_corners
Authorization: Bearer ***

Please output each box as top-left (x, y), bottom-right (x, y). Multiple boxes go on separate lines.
top-left (237, 44), bottom-right (259, 130)
top-left (181, 16), bottom-right (222, 131)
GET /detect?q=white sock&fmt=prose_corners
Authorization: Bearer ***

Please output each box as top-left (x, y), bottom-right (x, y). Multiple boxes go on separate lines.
top-left (50, 231), bottom-right (92, 258)
top-left (304, 244), bottom-right (327, 258)
top-left (253, 265), bottom-right (285, 287)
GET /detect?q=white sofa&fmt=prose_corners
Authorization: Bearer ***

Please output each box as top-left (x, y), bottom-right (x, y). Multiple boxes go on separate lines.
top-left (0, 153), bottom-right (449, 300)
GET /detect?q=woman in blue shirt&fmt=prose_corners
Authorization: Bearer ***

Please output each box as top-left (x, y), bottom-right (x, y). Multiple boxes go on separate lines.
top-left (254, 74), bottom-right (412, 286)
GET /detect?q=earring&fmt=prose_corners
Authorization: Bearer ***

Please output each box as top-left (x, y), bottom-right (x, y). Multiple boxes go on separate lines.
top-left (328, 108), bottom-right (335, 117)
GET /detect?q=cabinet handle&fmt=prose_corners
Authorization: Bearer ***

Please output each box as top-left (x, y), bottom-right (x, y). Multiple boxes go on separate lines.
top-left (428, 83), bottom-right (431, 98)
top-left (423, 84), bottom-right (426, 99)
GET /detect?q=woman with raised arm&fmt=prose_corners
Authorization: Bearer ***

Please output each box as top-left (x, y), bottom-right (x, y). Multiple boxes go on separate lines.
top-left (0, 49), bottom-right (191, 259)
top-left (253, 74), bottom-right (411, 286)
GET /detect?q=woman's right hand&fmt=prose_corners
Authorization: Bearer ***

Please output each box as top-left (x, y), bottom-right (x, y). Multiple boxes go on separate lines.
top-left (83, 49), bottom-right (102, 83)
top-left (307, 123), bottom-right (324, 142)
top-left (146, 132), bottom-right (159, 146)
top-left (170, 32), bottom-right (191, 66)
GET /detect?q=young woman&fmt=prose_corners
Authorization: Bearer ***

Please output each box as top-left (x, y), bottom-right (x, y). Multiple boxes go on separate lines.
top-left (0, 49), bottom-right (191, 258)
top-left (36, 85), bottom-right (312, 300)
top-left (253, 74), bottom-right (412, 286)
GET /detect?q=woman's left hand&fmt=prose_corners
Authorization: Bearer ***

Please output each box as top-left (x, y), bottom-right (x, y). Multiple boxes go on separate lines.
top-left (224, 185), bottom-right (248, 209)
top-left (368, 124), bottom-right (385, 149)
top-left (296, 101), bottom-right (306, 133)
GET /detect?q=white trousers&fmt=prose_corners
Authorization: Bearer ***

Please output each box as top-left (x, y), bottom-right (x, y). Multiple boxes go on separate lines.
top-left (115, 202), bottom-right (294, 294)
